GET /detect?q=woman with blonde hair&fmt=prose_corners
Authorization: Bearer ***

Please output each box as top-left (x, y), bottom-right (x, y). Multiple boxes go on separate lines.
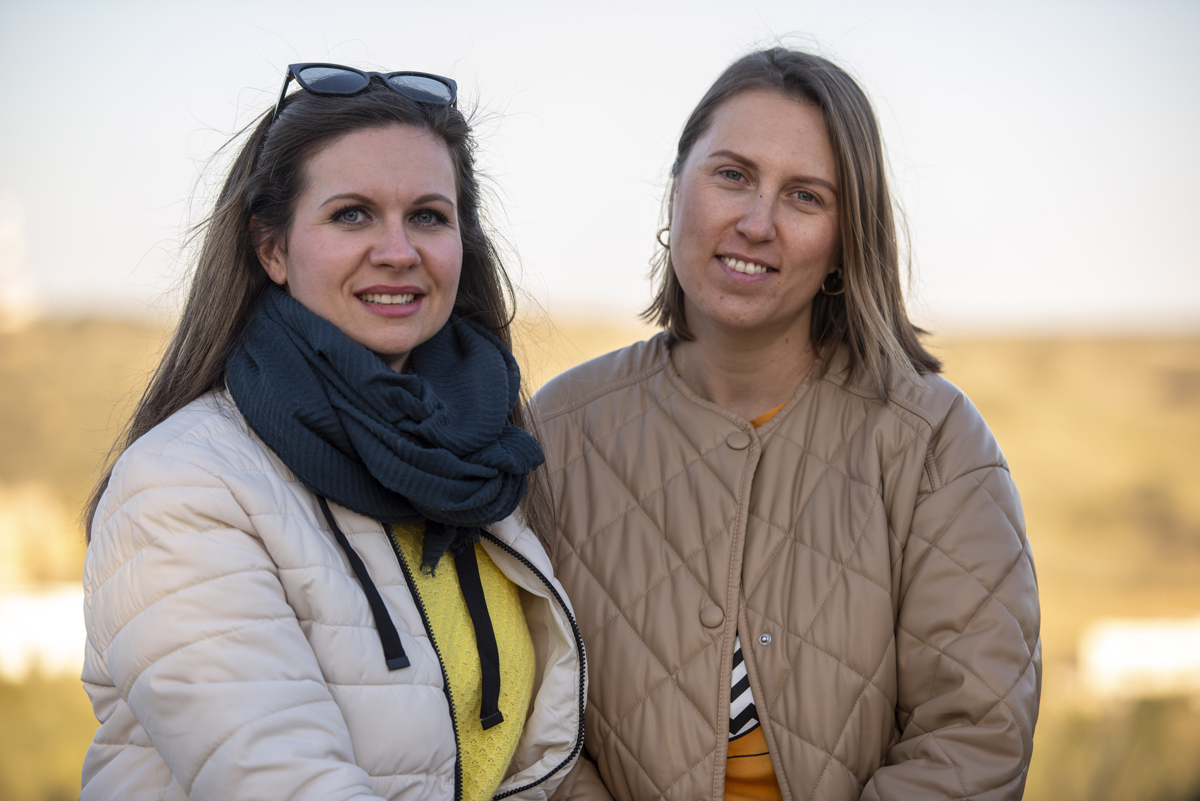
top-left (537, 48), bottom-right (1039, 800)
top-left (81, 65), bottom-right (585, 800)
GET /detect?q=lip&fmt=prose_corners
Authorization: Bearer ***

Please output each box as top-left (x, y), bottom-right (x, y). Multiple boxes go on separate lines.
top-left (716, 253), bottom-right (776, 284)
top-left (357, 284), bottom-right (424, 296)
top-left (355, 284), bottom-right (426, 318)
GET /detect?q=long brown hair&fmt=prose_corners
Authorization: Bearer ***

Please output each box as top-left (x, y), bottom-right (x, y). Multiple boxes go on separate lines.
top-left (86, 80), bottom-right (552, 541)
top-left (643, 47), bottom-right (941, 397)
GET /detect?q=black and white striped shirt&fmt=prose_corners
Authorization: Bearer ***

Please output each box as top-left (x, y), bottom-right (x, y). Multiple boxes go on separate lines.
top-left (730, 633), bottom-right (759, 739)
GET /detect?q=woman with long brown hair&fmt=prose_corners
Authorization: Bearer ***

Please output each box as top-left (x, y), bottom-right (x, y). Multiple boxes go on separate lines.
top-left (537, 49), bottom-right (1039, 800)
top-left (81, 65), bottom-right (584, 800)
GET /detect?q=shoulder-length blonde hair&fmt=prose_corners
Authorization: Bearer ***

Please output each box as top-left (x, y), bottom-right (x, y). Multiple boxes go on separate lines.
top-left (644, 47), bottom-right (941, 396)
top-left (85, 82), bottom-right (552, 541)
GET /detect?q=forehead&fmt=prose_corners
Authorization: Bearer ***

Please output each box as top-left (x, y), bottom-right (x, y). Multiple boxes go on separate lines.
top-left (693, 89), bottom-right (835, 178)
top-left (303, 124), bottom-right (457, 194)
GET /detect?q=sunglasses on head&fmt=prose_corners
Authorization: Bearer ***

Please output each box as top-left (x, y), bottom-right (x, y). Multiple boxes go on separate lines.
top-left (271, 63), bottom-right (458, 123)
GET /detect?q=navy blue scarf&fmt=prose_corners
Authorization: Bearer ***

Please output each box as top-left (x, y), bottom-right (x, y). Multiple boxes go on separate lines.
top-left (226, 286), bottom-right (544, 570)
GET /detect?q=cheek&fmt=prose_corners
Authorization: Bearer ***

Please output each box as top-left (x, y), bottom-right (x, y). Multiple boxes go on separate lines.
top-left (670, 191), bottom-right (714, 269)
top-left (786, 220), bottom-right (840, 268)
top-left (671, 185), bottom-right (704, 236)
top-left (816, 216), bottom-right (841, 260)
top-left (279, 232), bottom-right (323, 284)
top-left (436, 242), bottom-right (464, 298)
top-left (283, 253), bottom-right (329, 298)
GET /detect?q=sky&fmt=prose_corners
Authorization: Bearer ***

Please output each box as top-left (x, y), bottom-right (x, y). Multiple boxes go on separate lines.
top-left (0, 0), bottom-right (1197, 332)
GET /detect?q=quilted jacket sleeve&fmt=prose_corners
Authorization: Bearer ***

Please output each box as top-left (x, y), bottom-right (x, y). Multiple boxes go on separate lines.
top-left (83, 445), bottom-right (384, 801)
top-left (862, 391), bottom-right (1041, 800)
top-left (547, 752), bottom-right (615, 801)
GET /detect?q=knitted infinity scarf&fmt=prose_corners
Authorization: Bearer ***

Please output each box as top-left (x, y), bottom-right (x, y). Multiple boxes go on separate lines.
top-left (226, 286), bottom-right (544, 570)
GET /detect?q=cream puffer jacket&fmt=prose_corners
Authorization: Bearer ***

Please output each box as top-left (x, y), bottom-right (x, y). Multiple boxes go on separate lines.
top-left (81, 390), bottom-right (586, 801)
top-left (535, 336), bottom-right (1040, 801)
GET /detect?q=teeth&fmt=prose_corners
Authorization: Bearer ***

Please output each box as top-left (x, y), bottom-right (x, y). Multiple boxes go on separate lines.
top-left (720, 256), bottom-right (769, 275)
top-left (359, 293), bottom-right (416, 305)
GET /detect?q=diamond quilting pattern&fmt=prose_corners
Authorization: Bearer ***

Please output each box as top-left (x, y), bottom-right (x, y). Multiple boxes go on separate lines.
top-left (612, 658), bottom-right (721, 790)
top-left (536, 338), bottom-right (1040, 800)
top-left (622, 563), bottom-right (721, 677)
top-left (586, 611), bottom-right (675, 723)
top-left (910, 470), bottom-right (1026, 591)
top-left (546, 369), bottom-right (739, 799)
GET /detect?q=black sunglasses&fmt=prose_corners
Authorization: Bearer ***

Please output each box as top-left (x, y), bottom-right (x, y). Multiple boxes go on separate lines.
top-left (272, 63), bottom-right (458, 123)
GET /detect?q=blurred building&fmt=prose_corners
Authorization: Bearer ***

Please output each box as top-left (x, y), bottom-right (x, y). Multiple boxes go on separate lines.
top-left (1081, 617), bottom-right (1200, 699)
top-left (0, 482), bottom-right (86, 681)
top-left (0, 584), bottom-right (85, 681)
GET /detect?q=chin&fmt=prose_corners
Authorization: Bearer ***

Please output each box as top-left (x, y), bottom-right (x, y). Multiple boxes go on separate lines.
top-left (699, 305), bottom-right (775, 331)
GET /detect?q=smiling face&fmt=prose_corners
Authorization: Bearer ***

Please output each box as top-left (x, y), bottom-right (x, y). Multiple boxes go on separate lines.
top-left (669, 89), bottom-right (840, 344)
top-left (257, 124), bottom-right (462, 372)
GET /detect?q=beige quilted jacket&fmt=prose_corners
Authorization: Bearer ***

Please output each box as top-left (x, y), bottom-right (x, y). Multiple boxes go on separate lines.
top-left (534, 336), bottom-right (1040, 801)
top-left (82, 391), bottom-right (586, 800)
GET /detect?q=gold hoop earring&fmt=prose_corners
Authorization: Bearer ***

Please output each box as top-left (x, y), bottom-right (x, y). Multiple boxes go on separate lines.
top-left (821, 268), bottom-right (846, 296)
top-left (656, 226), bottom-right (671, 249)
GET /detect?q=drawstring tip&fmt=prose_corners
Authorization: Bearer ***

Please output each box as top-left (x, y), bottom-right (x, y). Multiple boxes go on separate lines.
top-left (386, 656), bottom-right (411, 671)
top-left (480, 710), bottom-right (504, 730)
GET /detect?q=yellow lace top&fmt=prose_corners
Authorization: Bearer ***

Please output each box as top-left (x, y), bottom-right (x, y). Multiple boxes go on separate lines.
top-left (391, 522), bottom-right (535, 801)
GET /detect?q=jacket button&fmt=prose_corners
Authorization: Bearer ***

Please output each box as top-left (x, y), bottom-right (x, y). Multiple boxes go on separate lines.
top-left (700, 605), bottom-right (724, 628)
top-left (726, 431), bottom-right (751, 450)
top-left (759, 633), bottom-right (772, 646)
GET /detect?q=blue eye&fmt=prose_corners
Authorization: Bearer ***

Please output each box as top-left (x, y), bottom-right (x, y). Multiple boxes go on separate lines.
top-left (412, 209), bottom-right (450, 226)
top-left (335, 207), bottom-right (368, 224)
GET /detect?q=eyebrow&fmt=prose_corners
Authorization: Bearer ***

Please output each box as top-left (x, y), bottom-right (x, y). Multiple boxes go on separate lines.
top-left (318, 192), bottom-right (457, 209)
top-left (413, 192), bottom-right (456, 208)
top-left (705, 149), bottom-right (838, 195)
top-left (318, 192), bottom-right (372, 210)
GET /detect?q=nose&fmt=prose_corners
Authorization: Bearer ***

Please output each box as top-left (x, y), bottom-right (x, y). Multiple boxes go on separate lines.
top-left (735, 193), bottom-right (777, 243)
top-left (369, 219), bottom-right (420, 269)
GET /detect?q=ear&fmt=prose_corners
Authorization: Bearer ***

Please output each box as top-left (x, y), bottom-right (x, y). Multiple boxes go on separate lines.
top-left (251, 217), bottom-right (288, 286)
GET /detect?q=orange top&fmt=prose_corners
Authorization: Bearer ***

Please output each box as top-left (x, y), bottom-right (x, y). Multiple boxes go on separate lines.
top-left (724, 402), bottom-right (786, 801)
top-left (726, 728), bottom-right (781, 801)
top-left (748, 403), bottom-right (786, 429)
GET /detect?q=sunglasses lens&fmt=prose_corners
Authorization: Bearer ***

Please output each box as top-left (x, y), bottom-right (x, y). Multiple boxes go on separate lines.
top-left (297, 66), bottom-right (369, 94)
top-left (386, 75), bottom-right (454, 105)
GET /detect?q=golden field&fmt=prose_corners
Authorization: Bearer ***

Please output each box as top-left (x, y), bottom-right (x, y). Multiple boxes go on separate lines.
top-left (1, 315), bottom-right (1198, 800)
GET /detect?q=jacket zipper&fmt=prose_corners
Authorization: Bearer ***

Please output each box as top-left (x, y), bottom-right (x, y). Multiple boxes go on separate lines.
top-left (388, 532), bottom-right (464, 801)
top-left (482, 532), bottom-right (588, 800)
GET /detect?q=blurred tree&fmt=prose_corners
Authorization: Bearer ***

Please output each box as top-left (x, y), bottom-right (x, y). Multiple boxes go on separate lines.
top-left (0, 318), bottom-right (166, 525)
top-left (0, 483), bottom-right (78, 584)
top-left (0, 673), bottom-right (95, 801)
top-left (1026, 697), bottom-right (1200, 801)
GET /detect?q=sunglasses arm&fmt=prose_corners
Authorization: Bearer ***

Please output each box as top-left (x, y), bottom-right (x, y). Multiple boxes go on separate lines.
top-left (271, 71), bottom-right (295, 124)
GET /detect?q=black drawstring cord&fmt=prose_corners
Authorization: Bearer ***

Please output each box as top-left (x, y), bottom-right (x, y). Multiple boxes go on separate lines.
top-left (453, 537), bottom-right (505, 730)
top-left (319, 502), bottom-right (502, 727)
top-left (318, 497), bottom-right (410, 670)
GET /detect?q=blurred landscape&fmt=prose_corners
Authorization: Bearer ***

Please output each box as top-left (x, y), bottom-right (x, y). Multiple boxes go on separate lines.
top-left (1, 314), bottom-right (1198, 800)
